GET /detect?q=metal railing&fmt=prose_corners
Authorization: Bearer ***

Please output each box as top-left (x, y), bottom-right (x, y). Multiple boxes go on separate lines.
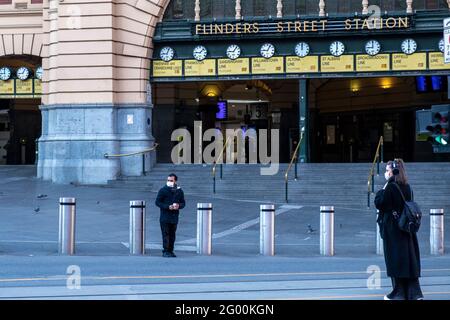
top-left (104, 143), bottom-right (159, 176)
top-left (212, 136), bottom-right (232, 194)
top-left (284, 133), bottom-right (303, 203)
top-left (367, 136), bottom-right (384, 208)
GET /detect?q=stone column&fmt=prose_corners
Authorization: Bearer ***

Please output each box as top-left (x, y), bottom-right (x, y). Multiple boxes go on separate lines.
top-left (319, 0), bottom-right (326, 17)
top-left (362, 0), bottom-right (369, 14)
top-left (277, 0), bottom-right (283, 18)
top-left (38, 0), bottom-right (161, 184)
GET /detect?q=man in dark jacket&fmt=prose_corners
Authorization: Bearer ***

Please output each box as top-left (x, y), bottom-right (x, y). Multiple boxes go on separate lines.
top-left (375, 159), bottom-right (423, 300)
top-left (155, 173), bottom-right (185, 257)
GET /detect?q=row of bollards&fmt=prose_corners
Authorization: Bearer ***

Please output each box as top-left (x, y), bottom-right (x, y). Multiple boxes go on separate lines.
top-left (57, 198), bottom-right (445, 257)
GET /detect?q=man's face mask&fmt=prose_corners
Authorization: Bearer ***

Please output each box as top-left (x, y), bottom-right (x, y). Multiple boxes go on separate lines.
top-left (167, 178), bottom-right (175, 187)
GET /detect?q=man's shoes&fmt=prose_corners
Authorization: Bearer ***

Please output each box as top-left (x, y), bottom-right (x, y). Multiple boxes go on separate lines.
top-left (162, 252), bottom-right (171, 257)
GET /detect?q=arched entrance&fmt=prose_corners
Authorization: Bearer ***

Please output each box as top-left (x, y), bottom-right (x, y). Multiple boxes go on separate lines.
top-left (0, 55), bottom-right (42, 165)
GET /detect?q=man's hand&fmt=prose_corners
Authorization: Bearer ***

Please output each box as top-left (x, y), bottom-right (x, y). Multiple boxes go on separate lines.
top-left (172, 203), bottom-right (180, 210)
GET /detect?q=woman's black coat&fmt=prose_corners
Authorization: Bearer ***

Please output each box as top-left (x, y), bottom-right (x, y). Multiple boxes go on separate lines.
top-left (374, 176), bottom-right (421, 278)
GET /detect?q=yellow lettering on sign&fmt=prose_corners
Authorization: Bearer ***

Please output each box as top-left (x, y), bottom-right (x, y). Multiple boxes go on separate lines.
top-left (252, 57), bottom-right (284, 74)
top-left (0, 80), bottom-right (14, 96)
top-left (320, 55), bottom-right (355, 72)
top-left (392, 53), bottom-right (427, 71)
top-left (184, 59), bottom-right (217, 77)
top-left (153, 60), bottom-right (183, 77)
top-left (428, 52), bottom-right (450, 70)
top-left (286, 56), bottom-right (319, 73)
top-left (356, 54), bottom-right (390, 72)
top-left (15, 79), bottom-right (33, 94)
top-left (218, 58), bottom-right (250, 75)
top-left (34, 79), bottom-right (42, 97)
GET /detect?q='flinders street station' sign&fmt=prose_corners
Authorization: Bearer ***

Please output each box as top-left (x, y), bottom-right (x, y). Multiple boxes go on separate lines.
top-left (194, 16), bottom-right (411, 35)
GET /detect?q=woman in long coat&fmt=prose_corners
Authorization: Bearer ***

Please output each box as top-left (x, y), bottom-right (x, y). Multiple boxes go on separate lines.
top-left (374, 159), bottom-right (423, 300)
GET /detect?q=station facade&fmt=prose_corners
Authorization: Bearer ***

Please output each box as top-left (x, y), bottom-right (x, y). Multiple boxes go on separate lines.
top-left (0, 0), bottom-right (450, 184)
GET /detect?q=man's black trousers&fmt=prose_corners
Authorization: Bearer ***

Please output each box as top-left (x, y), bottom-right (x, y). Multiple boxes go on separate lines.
top-left (160, 222), bottom-right (178, 253)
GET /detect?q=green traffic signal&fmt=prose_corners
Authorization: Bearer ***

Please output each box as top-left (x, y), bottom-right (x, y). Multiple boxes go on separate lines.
top-left (435, 135), bottom-right (448, 145)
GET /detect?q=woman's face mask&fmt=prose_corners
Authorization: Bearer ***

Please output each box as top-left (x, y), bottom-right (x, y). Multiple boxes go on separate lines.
top-left (385, 167), bottom-right (393, 181)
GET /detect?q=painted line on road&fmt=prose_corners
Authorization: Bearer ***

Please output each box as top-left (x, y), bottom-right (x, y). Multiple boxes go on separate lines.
top-left (179, 205), bottom-right (303, 245)
top-left (0, 268), bottom-right (449, 284)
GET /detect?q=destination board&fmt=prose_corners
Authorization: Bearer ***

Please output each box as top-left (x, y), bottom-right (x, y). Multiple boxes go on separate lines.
top-left (152, 60), bottom-right (183, 77)
top-left (252, 57), bottom-right (284, 74)
top-left (184, 59), bottom-right (216, 76)
top-left (218, 58), bottom-right (250, 75)
top-left (285, 56), bottom-right (319, 73)
top-left (321, 55), bottom-right (354, 72)
top-left (392, 53), bottom-right (427, 71)
top-left (428, 52), bottom-right (450, 70)
top-left (356, 54), bottom-right (390, 72)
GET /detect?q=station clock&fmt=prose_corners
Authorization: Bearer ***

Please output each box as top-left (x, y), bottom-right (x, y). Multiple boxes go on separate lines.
top-left (260, 43), bottom-right (275, 59)
top-left (330, 41), bottom-right (345, 57)
top-left (35, 66), bottom-right (43, 80)
top-left (0, 67), bottom-right (11, 81)
top-left (160, 47), bottom-right (175, 62)
top-left (365, 40), bottom-right (381, 56)
top-left (295, 42), bottom-right (310, 58)
top-left (16, 67), bottom-right (30, 80)
top-left (226, 44), bottom-right (241, 60)
top-left (193, 45), bottom-right (208, 61)
top-left (401, 39), bottom-right (417, 55)
top-left (439, 38), bottom-right (445, 53)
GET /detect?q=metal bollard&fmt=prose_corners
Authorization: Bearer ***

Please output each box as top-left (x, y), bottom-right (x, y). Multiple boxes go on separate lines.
top-left (58, 197), bottom-right (76, 255)
top-left (197, 203), bottom-right (212, 255)
top-left (129, 200), bottom-right (146, 255)
top-left (260, 204), bottom-right (275, 256)
top-left (430, 209), bottom-right (444, 256)
top-left (320, 206), bottom-right (334, 256)
top-left (376, 210), bottom-right (384, 255)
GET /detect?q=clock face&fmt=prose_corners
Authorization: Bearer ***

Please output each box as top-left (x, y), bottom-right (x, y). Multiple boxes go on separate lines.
top-left (330, 41), bottom-right (345, 57)
top-left (193, 45), bottom-right (208, 61)
top-left (401, 39), bottom-right (417, 55)
top-left (295, 42), bottom-right (310, 58)
top-left (0, 67), bottom-right (11, 81)
top-left (260, 43), bottom-right (275, 59)
top-left (16, 67), bottom-right (30, 80)
top-left (35, 66), bottom-right (43, 80)
top-left (439, 38), bottom-right (445, 53)
top-left (226, 44), bottom-right (241, 60)
top-left (365, 40), bottom-right (381, 56)
top-left (160, 47), bottom-right (175, 62)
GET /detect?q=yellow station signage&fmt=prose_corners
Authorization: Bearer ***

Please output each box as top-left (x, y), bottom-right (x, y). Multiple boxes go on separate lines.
top-left (321, 55), bottom-right (354, 72)
top-left (252, 57), bottom-right (284, 74)
top-left (0, 80), bottom-right (14, 96)
top-left (428, 52), bottom-right (450, 70)
top-left (356, 54), bottom-right (390, 72)
top-left (184, 59), bottom-right (216, 76)
top-left (392, 53), bottom-right (427, 71)
top-left (286, 56), bottom-right (319, 73)
top-left (34, 79), bottom-right (42, 96)
top-left (15, 79), bottom-right (33, 94)
top-left (218, 58), bottom-right (250, 75)
top-left (152, 60), bottom-right (183, 77)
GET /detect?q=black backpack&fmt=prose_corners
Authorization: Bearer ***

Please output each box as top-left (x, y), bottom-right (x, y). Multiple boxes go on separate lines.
top-left (392, 183), bottom-right (422, 234)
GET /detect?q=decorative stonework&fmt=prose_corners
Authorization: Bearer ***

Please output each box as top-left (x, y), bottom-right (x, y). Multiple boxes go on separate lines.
top-left (319, 0), bottom-right (325, 17)
top-left (195, 0), bottom-right (200, 21)
top-left (362, 0), bottom-right (369, 14)
top-left (406, 0), bottom-right (413, 13)
top-left (235, 0), bottom-right (241, 20)
top-left (277, 0), bottom-right (283, 18)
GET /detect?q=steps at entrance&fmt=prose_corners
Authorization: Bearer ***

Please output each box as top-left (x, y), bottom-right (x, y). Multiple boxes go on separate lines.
top-left (107, 163), bottom-right (450, 211)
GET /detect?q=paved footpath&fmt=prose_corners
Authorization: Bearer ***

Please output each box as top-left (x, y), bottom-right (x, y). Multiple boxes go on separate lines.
top-left (0, 166), bottom-right (449, 300)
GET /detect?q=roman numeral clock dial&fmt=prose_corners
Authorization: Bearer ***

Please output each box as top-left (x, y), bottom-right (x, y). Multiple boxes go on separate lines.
top-left (401, 39), bottom-right (417, 55)
top-left (330, 41), bottom-right (345, 57)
